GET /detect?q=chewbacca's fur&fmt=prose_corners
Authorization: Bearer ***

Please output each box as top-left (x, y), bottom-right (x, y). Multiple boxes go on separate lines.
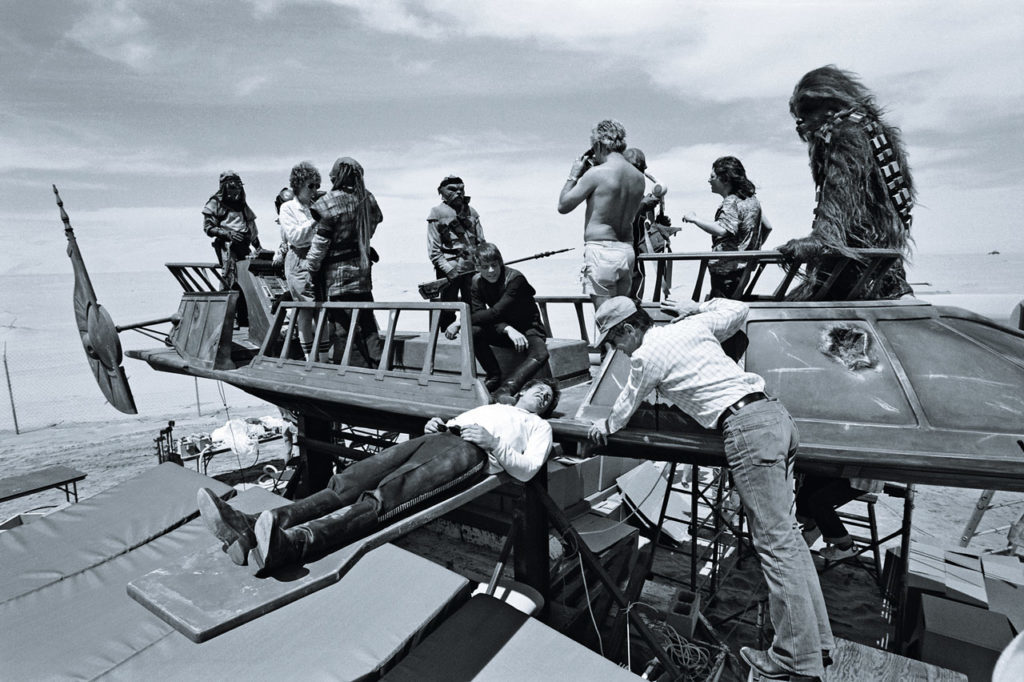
top-left (783, 66), bottom-right (915, 300)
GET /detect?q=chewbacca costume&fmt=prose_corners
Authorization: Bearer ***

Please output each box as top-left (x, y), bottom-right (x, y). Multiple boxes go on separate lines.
top-left (781, 66), bottom-right (915, 301)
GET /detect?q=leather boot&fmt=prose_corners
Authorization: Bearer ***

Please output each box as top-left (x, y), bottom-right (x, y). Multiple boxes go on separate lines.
top-left (496, 357), bottom-right (545, 401)
top-left (268, 488), bottom-right (345, 530)
top-left (250, 499), bottom-right (379, 575)
top-left (197, 488), bottom-right (258, 566)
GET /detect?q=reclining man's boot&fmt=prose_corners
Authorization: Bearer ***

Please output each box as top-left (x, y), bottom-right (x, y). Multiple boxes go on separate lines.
top-left (250, 498), bottom-right (379, 575)
top-left (267, 488), bottom-right (345, 530)
top-left (197, 487), bottom-right (344, 566)
top-left (492, 357), bottom-right (544, 405)
top-left (197, 488), bottom-right (260, 566)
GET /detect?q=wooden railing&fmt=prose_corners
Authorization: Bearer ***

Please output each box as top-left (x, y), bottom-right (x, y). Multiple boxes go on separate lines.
top-left (254, 300), bottom-right (479, 389)
top-left (535, 295), bottom-right (592, 345)
top-left (165, 263), bottom-right (226, 293)
top-left (639, 249), bottom-right (903, 303)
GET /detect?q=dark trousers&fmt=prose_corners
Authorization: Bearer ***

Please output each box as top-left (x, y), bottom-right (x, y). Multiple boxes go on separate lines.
top-left (710, 270), bottom-right (743, 300)
top-left (327, 432), bottom-right (487, 524)
top-left (437, 270), bottom-right (474, 329)
top-left (795, 475), bottom-right (862, 539)
top-left (472, 325), bottom-right (549, 391)
top-left (326, 291), bottom-right (383, 367)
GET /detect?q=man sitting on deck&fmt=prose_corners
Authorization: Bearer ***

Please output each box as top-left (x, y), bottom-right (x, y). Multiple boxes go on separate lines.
top-left (197, 378), bottom-right (559, 575)
top-left (586, 296), bottom-right (834, 682)
top-left (444, 241), bottom-right (550, 403)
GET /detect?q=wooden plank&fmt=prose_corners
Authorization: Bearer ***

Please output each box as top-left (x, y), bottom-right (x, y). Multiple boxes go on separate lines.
top-left (827, 637), bottom-right (967, 681)
top-left (127, 475), bottom-right (504, 642)
top-left (0, 465), bottom-right (86, 504)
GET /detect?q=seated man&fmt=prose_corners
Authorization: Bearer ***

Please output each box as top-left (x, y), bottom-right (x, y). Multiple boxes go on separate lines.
top-left (197, 378), bottom-right (559, 575)
top-left (445, 242), bottom-right (550, 402)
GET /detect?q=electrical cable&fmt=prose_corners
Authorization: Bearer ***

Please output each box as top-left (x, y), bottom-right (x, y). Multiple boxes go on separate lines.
top-left (216, 380), bottom-right (261, 475)
top-left (577, 552), bottom-right (605, 658)
top-left (576, 463), bottom-right (670, 537)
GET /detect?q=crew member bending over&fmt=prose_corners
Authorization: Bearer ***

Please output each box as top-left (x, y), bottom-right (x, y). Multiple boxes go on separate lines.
top-left (445, 242), bottom-right (550, 402)
top-left (588, 296), bottom-right (833, 681)
top-left (197, 378), bottom-right (559, 575)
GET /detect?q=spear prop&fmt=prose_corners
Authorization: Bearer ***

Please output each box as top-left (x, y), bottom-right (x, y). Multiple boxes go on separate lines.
top-left (418, 247), bottom-right (575, 300)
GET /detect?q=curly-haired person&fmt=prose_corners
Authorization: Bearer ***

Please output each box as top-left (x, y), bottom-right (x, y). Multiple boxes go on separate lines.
top-left (279, 161), bottom-right (331, 361)
top-left (682, 156), bottom-right (772, 299)
top-left (558, 118), bottom-right (646, 311)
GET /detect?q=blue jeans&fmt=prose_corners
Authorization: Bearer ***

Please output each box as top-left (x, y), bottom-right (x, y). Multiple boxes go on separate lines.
top-left (722, 398), bottom-right (834, 677)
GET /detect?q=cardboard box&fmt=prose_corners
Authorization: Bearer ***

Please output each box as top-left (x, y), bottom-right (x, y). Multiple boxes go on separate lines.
top-left (917, 593), bottom-right (1013, 681)
top-left (546, 460), bottom-right (583, 509)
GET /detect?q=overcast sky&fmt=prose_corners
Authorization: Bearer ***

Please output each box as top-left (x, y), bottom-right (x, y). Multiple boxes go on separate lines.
top-left (2, 0), bottom-right (1021, 275)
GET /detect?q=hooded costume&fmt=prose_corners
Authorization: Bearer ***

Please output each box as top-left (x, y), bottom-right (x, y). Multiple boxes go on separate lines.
top-left (427, 175), bottom-right (485, 328)
top-left (781, 66), bottom-right (915, 300)
top-left (306, 157), bottom-right (384, 366)
top-left (202, 170), bottom-right (260, 289)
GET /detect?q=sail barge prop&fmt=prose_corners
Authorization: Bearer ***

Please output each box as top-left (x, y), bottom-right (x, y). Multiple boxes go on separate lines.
top-left (52, 187), bottom-right (1024, 672)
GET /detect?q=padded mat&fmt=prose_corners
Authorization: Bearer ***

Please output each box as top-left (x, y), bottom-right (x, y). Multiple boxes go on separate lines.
top-left (382, 594), bottom-right (641, 681)
top-left (101, 544), bottom-right (471, 681)
top-left (128, 475), bottom-right (503, 642)
top-left (0, 463), bottom-right (233, 603)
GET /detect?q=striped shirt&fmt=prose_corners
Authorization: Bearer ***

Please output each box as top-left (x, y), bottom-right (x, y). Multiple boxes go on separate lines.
top-left (604, 298), bottom-right (765, 432)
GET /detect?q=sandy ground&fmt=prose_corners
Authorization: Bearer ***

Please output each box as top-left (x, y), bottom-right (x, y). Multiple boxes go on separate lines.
top-left (0, 407), bottom-right (291, 523)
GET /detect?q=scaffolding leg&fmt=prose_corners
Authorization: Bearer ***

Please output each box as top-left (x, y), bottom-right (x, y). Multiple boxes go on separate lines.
top-left (960, 489), bottom-right (996, 547)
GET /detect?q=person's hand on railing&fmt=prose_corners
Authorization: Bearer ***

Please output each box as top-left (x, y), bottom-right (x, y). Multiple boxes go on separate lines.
top-left (777, 235), bottom-right (822, 262)
top-left (588, 419), bottom-right (609, 446)
top-left (444, 321), bottom-right (461, 340)
top-left (505, 326), bottom-right (527, 352)
top-left (661, 298), bottom-right (700, 321)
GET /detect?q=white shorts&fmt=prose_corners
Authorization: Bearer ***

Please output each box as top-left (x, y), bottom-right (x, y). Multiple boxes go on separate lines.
top-left (581, 241), bottom-right (635, 298)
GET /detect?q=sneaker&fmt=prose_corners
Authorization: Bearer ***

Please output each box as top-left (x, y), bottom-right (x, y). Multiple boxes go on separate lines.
top-left (819, 543), bottom-right (857, 561)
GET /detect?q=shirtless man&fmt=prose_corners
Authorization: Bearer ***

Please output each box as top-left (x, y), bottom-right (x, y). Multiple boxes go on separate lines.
top-left (557, 119), bottom-right (646, 310)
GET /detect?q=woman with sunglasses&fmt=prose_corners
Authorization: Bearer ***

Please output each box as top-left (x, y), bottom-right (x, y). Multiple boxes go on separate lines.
top-left (279, 161), bottom-right (330, 361)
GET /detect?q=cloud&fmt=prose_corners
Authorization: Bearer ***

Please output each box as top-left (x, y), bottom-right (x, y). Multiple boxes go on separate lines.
top-left (273, 1), bottom-right (1022, 108)
top-left (235, 75), bottom-right (270, 97)
top-left (66, 0), bottom-right (156, 70)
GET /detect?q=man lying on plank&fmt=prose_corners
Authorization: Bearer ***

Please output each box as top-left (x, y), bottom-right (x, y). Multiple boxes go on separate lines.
top-left (196, 378), bottom-right (559, 575)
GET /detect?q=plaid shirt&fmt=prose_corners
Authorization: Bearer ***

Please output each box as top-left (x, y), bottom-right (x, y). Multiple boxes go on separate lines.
top-left (307, 189), bottom-right (382, 296)
top-left (604, 298), bottom-right (765, 432)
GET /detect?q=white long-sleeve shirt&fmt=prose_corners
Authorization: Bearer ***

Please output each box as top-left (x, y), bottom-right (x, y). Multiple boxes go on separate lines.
top-left (447, 403), bottom-right (553, 482)
top-left (604, 298), bottom-right (765, 433)
top-left (278, 198), bottom-right (317, 249)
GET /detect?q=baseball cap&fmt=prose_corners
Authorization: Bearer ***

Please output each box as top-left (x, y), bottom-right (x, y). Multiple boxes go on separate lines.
top-left (594, 296), bottom-right (638, 346)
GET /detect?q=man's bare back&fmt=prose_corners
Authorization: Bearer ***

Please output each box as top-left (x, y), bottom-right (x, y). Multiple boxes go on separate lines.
top-left (559, 151), bottom-right (646, 243)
